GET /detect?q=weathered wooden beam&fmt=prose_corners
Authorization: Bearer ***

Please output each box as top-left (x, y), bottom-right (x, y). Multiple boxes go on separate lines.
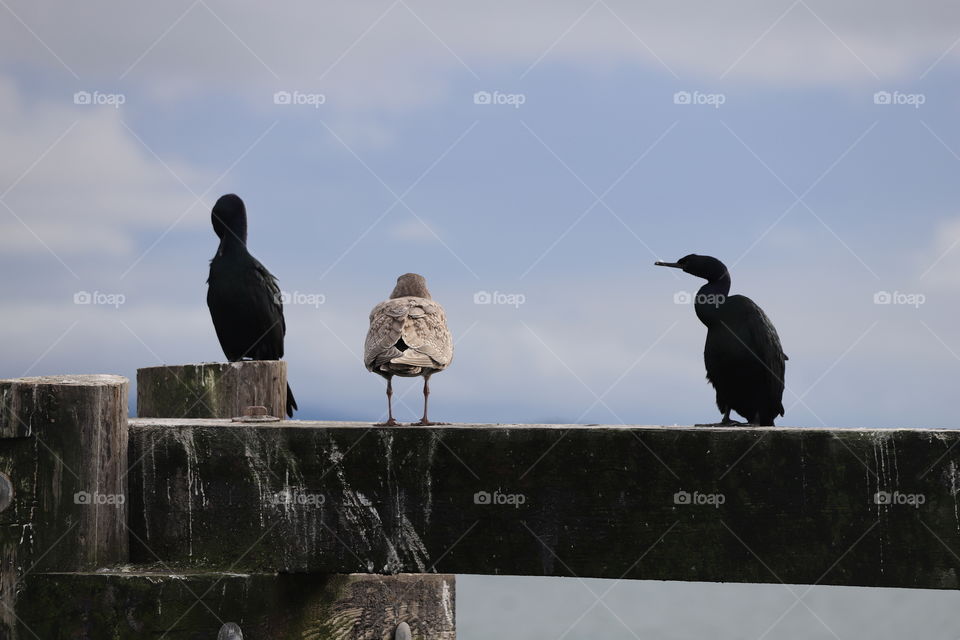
top-left (128, 420), bottom-right (960, 590)
top-left (137, 362), bottom-right (288, 419)
top-left (0, 375), bottom-right (129, 638)
top-left (16, 570), bottom-right (454, 639)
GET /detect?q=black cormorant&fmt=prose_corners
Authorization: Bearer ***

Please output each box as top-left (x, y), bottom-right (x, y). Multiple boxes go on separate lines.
top-left (656, 254), bottom-right (787, 426)
top-left (207, 194), bottom-right (297, 417)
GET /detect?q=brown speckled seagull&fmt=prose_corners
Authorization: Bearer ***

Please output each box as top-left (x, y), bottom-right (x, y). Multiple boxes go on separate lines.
top-left (364, 273), bottom-right (453, 426)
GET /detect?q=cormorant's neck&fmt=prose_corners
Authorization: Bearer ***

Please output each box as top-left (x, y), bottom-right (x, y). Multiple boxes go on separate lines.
top-left (694, 273), bottom-right (731, 325)
top-left (216, 232), bottom-right (247, 256)
top-left (699, 273), bottom-right (730, 297)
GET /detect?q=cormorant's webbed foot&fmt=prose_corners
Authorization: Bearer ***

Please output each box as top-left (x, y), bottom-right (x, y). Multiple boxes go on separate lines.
top-left (374, 418), bottom-right (400, 426)
top-left (694, 418), bottom-right (745, 427)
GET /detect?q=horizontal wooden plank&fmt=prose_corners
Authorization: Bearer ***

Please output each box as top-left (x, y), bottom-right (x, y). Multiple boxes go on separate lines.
top-left (17, 571), bottom-right (454, 639)
top-left (128, 420), bottom-right (960, 590)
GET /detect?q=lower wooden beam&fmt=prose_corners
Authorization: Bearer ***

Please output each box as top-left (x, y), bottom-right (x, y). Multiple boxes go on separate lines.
top-left (16, 571), bottom-right (454, 639)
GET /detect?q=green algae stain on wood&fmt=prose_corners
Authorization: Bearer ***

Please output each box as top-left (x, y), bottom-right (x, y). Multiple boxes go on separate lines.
top-left (138, 362), bottom-right (288, 420)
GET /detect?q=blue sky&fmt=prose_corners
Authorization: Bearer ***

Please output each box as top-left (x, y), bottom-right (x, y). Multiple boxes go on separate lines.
top-left (5, 3), bottom-right (960, 638)
top-left (3, 1), bottom-right (960, 430)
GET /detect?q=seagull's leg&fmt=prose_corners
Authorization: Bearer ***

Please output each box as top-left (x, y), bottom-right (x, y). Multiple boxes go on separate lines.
top-left (419, 375), bottom-right (431, 424)
top-left (413, 373), bottom-right (448, 426)
top-left (375, 376), bottom-right (398, 426)
top-left (388, 377), bottom-right (395, 422)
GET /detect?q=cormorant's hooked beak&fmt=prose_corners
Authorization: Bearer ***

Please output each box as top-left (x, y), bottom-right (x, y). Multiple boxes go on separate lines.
top-left (655, 261), bottom-right (682, 269)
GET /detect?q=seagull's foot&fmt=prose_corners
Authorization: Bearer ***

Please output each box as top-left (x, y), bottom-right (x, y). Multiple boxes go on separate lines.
top-left (410, 420), bottom-right (450, 426)
top-left (374, 418), bottom-right (400, 427)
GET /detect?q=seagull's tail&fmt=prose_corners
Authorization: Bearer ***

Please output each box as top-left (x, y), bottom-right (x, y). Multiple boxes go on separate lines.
top-left (390, 350), bottom-right (434, 368)
top-left (286, 383), bottom-right (297, 418)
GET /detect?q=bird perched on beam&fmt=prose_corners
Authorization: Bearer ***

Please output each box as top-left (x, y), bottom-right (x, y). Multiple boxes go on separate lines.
top-left (206, 194), bottom-right (297, 417)
top-left (365, 273), bottom-right (453, 426)
top-left (656, 254), bottom-right (787, 426)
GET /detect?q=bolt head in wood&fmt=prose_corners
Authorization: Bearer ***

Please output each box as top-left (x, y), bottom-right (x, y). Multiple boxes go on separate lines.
top-left (0, 473), bottom-right (12, 513)
top-left (395, 621), bottom-right (412, 640)
top-left (217, 622), bottom-right (243, 640)
top-left (231, 405), bottom-right (281, 423)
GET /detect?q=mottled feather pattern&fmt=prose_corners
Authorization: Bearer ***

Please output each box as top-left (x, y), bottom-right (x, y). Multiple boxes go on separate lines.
top-left (364, 296), bottom-right (453, 375)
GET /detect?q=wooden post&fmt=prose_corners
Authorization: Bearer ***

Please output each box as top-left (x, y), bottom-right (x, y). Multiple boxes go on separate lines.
top-left (0, 375), bottom-right (128, 638)
top-left (137, 361), bottom-right (288, 419)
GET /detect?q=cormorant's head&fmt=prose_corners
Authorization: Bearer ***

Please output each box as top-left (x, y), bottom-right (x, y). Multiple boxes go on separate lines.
top-left (211, 194), bottom-right (247, 244)
top-left (655, 254), bottom-right (729, 282)
top-left (391, 273), bottom-right (431, 299)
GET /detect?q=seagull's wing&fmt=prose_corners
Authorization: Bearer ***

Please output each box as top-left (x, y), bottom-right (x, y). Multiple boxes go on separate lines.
top-left (364, 299), bottom-right (406, 371)
top-left (400, 298), bottom-right (453, 370)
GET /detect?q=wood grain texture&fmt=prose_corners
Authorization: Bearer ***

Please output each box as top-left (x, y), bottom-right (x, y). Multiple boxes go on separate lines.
top-left (17, 571), bottom-right (455, 639)
top-left (137, 361), bottom-right (288, 419)
top-left (0, 375), bottom-right (129, 639)
top-left (128, 420), bottom-right (960, 590)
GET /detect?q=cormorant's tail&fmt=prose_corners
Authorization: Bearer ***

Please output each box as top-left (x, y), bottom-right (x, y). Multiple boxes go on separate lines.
top-left (286, 383), bottom-right (298, 418)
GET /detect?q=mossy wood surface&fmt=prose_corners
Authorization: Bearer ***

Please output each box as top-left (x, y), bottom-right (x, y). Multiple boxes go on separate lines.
top-left (137, 362), bottom-right (288, 420)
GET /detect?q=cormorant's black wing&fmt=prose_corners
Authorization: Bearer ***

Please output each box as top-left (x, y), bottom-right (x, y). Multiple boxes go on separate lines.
top-left (719, 295), bottom-right (787, 417)
top-left (248, 256), bottom-right (286, 359)
top-left (250, 257), bottom-right (298, 417)
top-left (207, 250), bottom-right (297, 416)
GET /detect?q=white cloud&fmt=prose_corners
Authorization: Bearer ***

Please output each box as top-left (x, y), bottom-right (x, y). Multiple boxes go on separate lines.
top-left (917, 215), bottom-right (960, 290)
top-left (389, 218), bottom-right (441, 242)
top-left (0, 76), bottom-right (211, 258)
